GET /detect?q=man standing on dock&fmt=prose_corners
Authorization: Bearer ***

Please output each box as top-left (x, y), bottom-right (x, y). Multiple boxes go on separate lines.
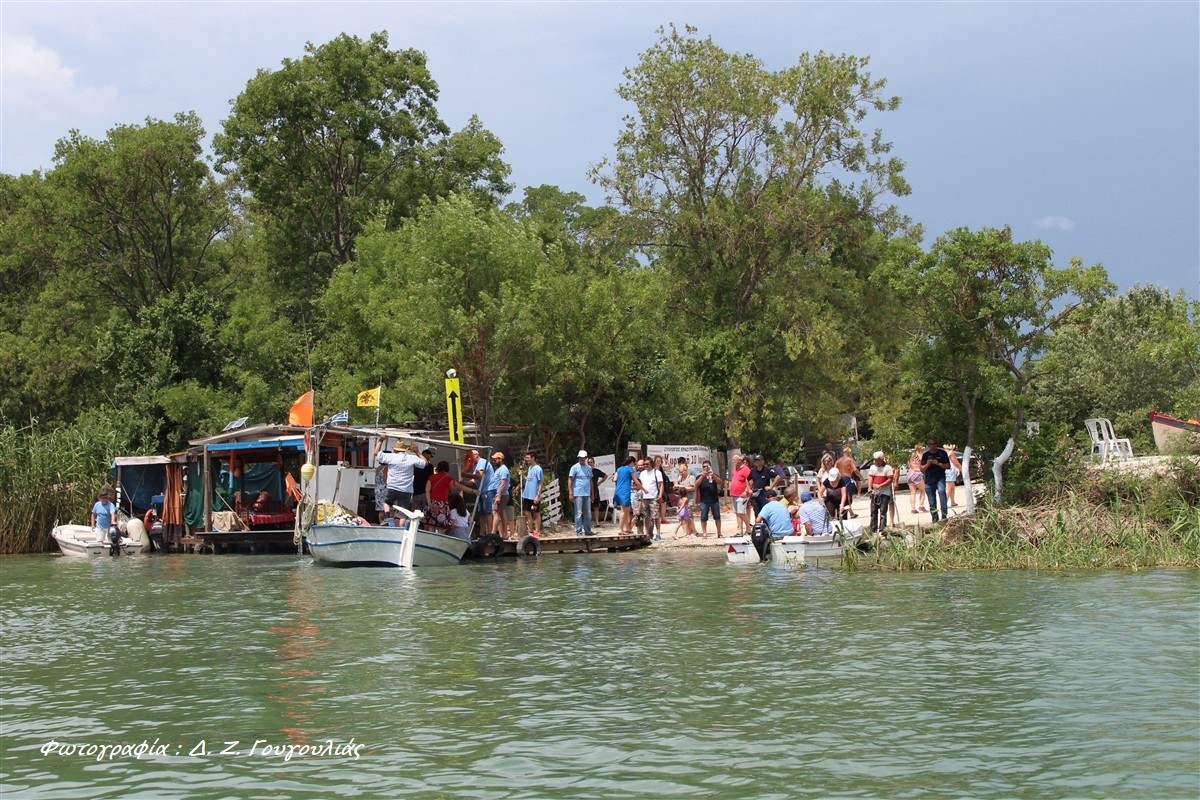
top-left (521, 451), bottom-right (544, 538)
top-left (490, 452), bottom-right (511, 540)
top-left (568, 450), bottom-right (594, 536)
top-left (462, 450), bottom-right (494, 537)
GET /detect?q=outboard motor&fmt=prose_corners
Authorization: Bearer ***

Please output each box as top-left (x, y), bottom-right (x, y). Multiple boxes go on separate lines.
top-left (108, 525), bottom-right (121, 557)
top-left (750, 521), bottom-right (771, 562)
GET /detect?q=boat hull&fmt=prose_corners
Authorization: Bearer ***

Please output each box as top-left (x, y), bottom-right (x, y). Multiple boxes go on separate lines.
top-left (306, 523), bottom-right (470, 567)
top-left (770, 527), bottom-right (862, 566)
top-left (723, 536), bottom-right (766, 564)
top-left (52, 524), bottom-right (146, 557)
top-left (1149, 411), bottom-right (1200, 454)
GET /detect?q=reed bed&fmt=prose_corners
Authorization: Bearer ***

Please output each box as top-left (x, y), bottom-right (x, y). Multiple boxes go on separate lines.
top-left (0, 417), bottom-right (134, 554)
top-left (872, 458), bottom-right (1200, 571)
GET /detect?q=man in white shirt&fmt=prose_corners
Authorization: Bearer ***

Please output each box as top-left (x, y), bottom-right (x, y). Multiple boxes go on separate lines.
top-left (867, 451), bottom-right (895, 533)
top-left (375, 438), bottom-right (426, 520)
top-left (635, 459), bottom-right (662, 540)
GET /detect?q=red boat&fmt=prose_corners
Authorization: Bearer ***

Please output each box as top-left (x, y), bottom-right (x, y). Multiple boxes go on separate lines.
top-left (1148, 411), bottom-right (1200, 454)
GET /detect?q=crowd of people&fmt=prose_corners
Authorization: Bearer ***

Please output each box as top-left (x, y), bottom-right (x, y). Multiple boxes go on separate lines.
top-left (373, 436), bottom-right (966, 543)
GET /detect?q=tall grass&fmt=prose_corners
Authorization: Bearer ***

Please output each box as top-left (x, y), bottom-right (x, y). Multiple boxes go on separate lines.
top-left (0, 412), bottom-right (138, 554)
top-left (874, 458), bottom-right (1200, 571)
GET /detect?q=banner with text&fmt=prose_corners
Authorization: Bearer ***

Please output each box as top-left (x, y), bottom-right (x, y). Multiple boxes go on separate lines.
top-left (646, 444), bottom-right (715, 477)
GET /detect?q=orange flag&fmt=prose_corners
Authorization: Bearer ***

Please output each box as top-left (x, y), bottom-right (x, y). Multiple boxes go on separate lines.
top-left (289, 390), bottom-right (314, 427)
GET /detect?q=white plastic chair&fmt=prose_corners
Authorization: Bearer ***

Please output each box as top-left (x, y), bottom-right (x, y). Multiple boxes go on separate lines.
top-left (1099, 418), bottom-right (1133, 459)
top-left (1084, 418), bottom-right (1133, 462)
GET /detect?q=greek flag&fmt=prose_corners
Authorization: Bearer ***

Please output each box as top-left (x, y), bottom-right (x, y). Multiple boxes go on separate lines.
top-left (329, 410), bottom-right (349, 425)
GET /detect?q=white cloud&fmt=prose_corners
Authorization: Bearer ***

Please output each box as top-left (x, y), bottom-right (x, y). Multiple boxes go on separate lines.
top-left (1035, 215), bottom-right (1075, 232)
top-left (1, 33), bottom-right (118, 115)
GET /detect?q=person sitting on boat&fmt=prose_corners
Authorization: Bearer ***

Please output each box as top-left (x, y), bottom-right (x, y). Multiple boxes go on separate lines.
top-left (797, 491), bottom-right (833, 536)
top-left (756, 489), bottom-right (793, 540)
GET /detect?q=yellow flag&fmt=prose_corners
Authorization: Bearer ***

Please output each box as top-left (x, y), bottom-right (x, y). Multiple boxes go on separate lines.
top-left (356, 386), bottom-right (381, 408)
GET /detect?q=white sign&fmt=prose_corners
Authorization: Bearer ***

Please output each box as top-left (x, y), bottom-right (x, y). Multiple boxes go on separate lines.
top-left (593, 454), bottom-right (616, 502)
top-left (647, 444), bottom-right (715, 476)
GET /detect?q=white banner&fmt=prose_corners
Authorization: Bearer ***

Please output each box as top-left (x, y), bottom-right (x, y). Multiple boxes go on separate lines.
top-left (647, 444), bottom-right (715, 477)
top-left (593, 454), bottom-right (616, 502)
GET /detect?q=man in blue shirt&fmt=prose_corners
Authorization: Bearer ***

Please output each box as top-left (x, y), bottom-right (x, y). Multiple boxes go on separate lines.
top-left (521, 451), bottom-right (544, 538)
top-left (489, 451), bottom-right (511, 539)
top-left (757, 489), bottom-right (793, 539)
top-left (567, 450), bottom-right (594, 536)
top-left (797, 491), bottom-right (832, 536)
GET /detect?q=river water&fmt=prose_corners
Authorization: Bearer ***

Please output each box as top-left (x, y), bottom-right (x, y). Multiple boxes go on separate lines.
top-left (1, 550), bottom-right (1197, 799)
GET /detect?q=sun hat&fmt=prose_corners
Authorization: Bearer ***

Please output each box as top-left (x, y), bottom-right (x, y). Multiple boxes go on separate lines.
top-left (577, 450), bottom-right (588, 458)
top-left (800, 491), bottom-right (813, 502)
top-left (828, 468), bottom-right (840, 480)
top-left (873, 451), bottom-right (885, 460)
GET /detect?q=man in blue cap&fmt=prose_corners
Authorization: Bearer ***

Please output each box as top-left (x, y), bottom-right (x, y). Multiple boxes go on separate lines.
top-left (796, 490), bottom-right (832, 536)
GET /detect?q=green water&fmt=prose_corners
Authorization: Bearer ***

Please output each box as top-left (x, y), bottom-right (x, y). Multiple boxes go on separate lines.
top-left (1, 551), bottom-right (1197, 799)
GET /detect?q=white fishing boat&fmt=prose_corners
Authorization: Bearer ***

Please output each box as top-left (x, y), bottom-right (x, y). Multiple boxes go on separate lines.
top-left (305, 503), bottom-right (469, 568)
top-left (51, 517), bottom-right (149, 557)
top-left (724, 521), bottom-right (862, 565)
top-left (770, 521), bottom-right (863, 566)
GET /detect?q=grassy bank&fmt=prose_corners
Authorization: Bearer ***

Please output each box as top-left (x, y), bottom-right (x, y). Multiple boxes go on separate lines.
top-left (859, 457), bottom-right (1200, 571)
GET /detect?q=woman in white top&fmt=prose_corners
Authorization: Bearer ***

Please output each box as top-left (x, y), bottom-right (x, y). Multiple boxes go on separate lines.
top-left (945, 444), bottom-right (962, 507)
top-left (448, 493), bottom-right (471, 540)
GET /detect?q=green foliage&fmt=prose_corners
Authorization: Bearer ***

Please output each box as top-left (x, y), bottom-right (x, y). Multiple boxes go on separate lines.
top-left (49, 113), bottom-right (232, 320)
top-left (590, 24), bottom-right (910, 446)
top-left (879, 226), bottom-right (1113, 468)
top-left (1032, 285), bottom-right (1200, 451)
top-left (0, 411), bottom-right (142, 553)
top-left (215, 31), bottom-right (511, 321)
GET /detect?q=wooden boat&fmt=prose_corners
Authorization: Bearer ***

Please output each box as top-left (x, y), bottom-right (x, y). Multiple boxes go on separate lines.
top-left (1149, 411), bottom-right (1200, 454)
top-left (304, 502), bottom-right (469, 568)
top-left (52, 517), bottom-right (149, 557)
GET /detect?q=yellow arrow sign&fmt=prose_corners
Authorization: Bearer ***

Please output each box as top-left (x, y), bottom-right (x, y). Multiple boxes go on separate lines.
top-left (445, 377), bottom-right (464, 444)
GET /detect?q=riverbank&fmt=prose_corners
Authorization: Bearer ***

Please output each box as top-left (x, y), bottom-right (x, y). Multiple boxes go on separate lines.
top-left (548, 459), bottom-right (1200, 570)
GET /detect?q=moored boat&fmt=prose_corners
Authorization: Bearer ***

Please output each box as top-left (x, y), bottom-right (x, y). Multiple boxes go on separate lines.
top-left (304, 502), bottom-right (469, 568)
top-left (770, 522), bottom-right (862, 565)
top-left (1148, 411), bottom-right (1200, 454)
top-left (724, 520), bottom-right (862, 565)
top-left (52, 517), bottom-right (149, 557)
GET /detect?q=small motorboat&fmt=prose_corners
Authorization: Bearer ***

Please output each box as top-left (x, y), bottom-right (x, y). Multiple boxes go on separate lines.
top-left (52, 517), bottom-right (149, 557)
top-left (724, 520), bottom-right (862, 566)
top-left (770, 521), bottom-right (863, 566)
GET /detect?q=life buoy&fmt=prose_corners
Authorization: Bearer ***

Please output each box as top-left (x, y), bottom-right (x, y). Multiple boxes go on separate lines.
top-left (517, 534), bottom-right (540, 557)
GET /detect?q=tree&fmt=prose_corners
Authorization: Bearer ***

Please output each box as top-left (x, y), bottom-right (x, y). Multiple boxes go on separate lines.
top-left (49, 113), bottom-right (233, 320)
top-left (590, 25), bottom-right (909, 447)
top-left (882, 226), bottom-right (1112, 504)
top-left (1032, 285), bottom-right (1200, 449)
top-left (316, 194), bottom-right (555, 443)
top-left (215, 32), bottom-right (511, 321)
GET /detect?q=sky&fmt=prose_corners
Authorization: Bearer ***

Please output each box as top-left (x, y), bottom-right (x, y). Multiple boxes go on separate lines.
top-left (2, 1), bottom-right (1197, 298)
